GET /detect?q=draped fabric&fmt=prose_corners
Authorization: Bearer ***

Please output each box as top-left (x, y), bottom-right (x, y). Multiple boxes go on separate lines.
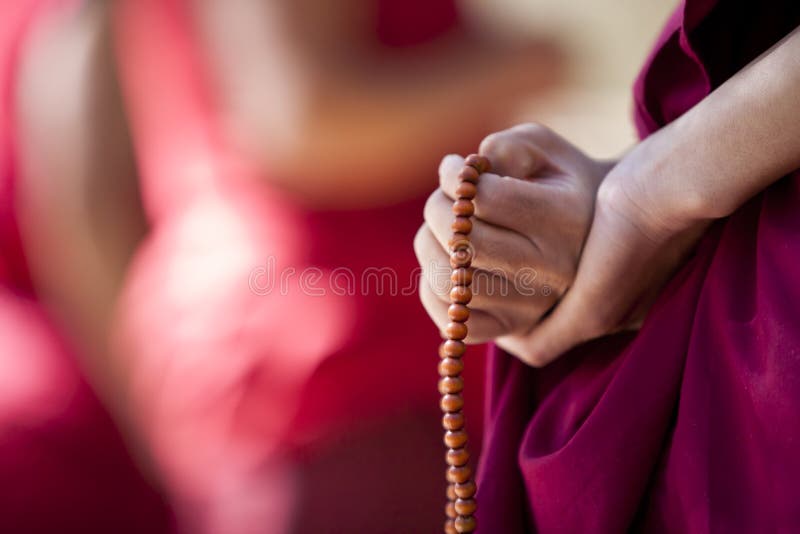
top-left (478, 1), bottom-right (800, 532)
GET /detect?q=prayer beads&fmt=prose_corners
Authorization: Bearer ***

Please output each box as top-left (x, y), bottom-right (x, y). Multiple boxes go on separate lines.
top-left (439, 153), bottom-right (489, 533)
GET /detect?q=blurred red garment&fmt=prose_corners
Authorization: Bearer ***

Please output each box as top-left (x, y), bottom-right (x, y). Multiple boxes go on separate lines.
top-left (112, 0), bottom-right (484, 532)
top-left (0, 1), bottom-right (174, 533)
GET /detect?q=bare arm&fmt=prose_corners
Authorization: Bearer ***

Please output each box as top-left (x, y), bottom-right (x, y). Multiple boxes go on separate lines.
top-left (511, 25), bottom-right (800, 364)
top-left (617, 26), bottom-right (800, 230)
top-left (15, 2), bottom-right (147, 425)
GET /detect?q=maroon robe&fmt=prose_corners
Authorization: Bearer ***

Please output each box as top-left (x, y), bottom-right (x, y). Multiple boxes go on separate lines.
top-left (477, 1), bottom-right (800, 532)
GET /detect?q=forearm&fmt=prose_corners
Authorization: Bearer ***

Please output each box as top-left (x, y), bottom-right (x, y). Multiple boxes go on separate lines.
top-left (16, 2), bottom-right (147, 431)
top-left (616, 26), bottom-right (800, 229)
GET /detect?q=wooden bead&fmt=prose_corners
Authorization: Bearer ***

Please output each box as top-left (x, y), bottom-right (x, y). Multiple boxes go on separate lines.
top-left (445, 321), bottom-right (468, 340)
top-left (447, 465), bottom-right (472, 484)
top-left (450, 270), bottom-right (473, 288)
top-left (443, 429), bottom-right (468, 448)
top-left (438, 376), bottom-right (464, 395)
top-left (449, 285), bottom-right (472, 304)
top-left (450, 248), bottom-right (472, 269)
top-left (442, 412), bottom-right (465, 431)
top-left (445, 501), bottom-right (457, 519)
top-left (441, 155), bottom-right (487, 532)
top-left (439, 357), bottom-right (464, 377)
top-left (452, 199), bottom-right (475, 217)
top-left (456, 181), bottom-right (477, 200)
top-left (446, 448), bottom-right (470, 467)
top-left (448, 234), bottom-right (471, 251)
top-left (451, 216), bottom-right (473, 234)
top-left (455, 498), bottom-right (477, 516)
top-left (441, 339), bottom-right (465, 357)
top-left (441, 395), bottom-right (465, 413)
top-left (455, 515), bottom-right (477, 533)
top-left (454, 481), bottom-right (476, 499)
top-left (464, 154), bottom-right (491, 174)
top-left (448, 303), bottom-right (470, 322)
top-left (457, 166), bottom-right (479, 183)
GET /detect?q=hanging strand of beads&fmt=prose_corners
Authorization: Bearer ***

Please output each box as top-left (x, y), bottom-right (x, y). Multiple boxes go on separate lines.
top-left (439, 153), bottom-right (490, 534)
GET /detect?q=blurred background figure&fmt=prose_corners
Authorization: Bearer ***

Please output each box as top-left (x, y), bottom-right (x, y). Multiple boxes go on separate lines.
top-left (2, 0), bottom-right (174, 532)
top-left (111, 1), bottom-right (560, 531)
top-left (1, 0), bottom-right (671, 533)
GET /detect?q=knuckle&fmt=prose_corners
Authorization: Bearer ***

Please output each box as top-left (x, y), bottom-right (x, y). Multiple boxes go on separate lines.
top-left (419, 274), bottom-right (448, 310)
top-left (463, 328), bottom-right (487, 345)
top-left (596, 178), bottom-right (622, 209)
top-left (413, 225), bottom-right (434, 263)
top-left (478, 133), bottom-right (500, 154)
top-left (413, 225), bottom-right (426, 255)
top-left (524, 354), bottom-right (549, 368)
top-left (431, 315), bottom-right (448, 333)
top-left (422, 189), bottom-right (444, 224)
top-left (422, 193), bottom-right (434, 223)
top-left (439, 154), bottom-right (461, 180)
top-left (515, 122), bottom-right (552, 142)
top-left (432, 313), bottom-right (447, 331)
top-left (479, 131), bottom-right (513, 158)
top-left (509, 342), bottom-right (551, 367)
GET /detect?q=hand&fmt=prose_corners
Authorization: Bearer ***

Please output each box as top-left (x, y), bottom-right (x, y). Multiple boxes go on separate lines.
top-left (415, 123), bottom-right (612, 343)
top-left (503, 137), bottom-right (712, 366)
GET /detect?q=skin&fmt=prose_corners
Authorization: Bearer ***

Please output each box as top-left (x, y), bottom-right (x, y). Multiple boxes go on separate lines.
top-left (12, 1), bottom-right (566, 522)
top-left (9, 3), bottom-right (564, 532)
top-left (190, 0), bottom-right (563, 207)
top-left (15, 0), bottom-right (152, 465)
top-left (418, 25), bottom-right (800, 367)
top-left (415, 123), bottom-right (612, 342)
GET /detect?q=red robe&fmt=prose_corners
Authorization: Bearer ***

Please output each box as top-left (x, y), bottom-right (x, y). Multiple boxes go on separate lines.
top-left (477, 1), bottom-right (800, 532)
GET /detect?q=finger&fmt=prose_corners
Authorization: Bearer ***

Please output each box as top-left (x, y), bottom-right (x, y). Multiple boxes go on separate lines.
top-left (419, 281), bottom-right (508, 344)
top-left (415, 223), bottom-right (529, 311)
top-left (415, 224), bottom-right (548, 333)
top-left (478, 125), bottom-right (554, 178)
top-left (482, 122), bottom-right (594, 179)
top-left (497, 237), bottom-right (611, 367)
top-left (438, 162), bottom-right (563, 234)
top-left (438, 153), bottom-right (466, 190)
top-left (496, 306), bottom-right (582, 367)
top-left (495, 294), bottom-right (589, 367)
top-left (424, 189), bottom-right (542, 282)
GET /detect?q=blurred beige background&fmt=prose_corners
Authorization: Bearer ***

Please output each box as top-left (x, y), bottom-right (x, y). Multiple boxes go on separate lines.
top-left (461, 0), bottom-right (678, 158)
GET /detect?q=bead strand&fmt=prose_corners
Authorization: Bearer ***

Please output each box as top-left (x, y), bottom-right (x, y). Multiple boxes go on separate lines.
top-left (439, 153), bottom-right (490, 534)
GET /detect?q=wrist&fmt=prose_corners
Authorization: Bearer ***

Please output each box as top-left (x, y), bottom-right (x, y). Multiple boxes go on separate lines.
top-left (603, 126), bottom-right (721, 236)
top-left (598, 151), bottom-right (704, 244)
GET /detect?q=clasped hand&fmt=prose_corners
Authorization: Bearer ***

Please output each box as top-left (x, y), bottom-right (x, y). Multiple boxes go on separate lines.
top-left (416, 123), bottom-right (708, 366)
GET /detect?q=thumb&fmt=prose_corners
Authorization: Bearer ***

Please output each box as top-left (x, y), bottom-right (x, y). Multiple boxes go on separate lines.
top-left (479, 128), bottom-right (552, 180)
